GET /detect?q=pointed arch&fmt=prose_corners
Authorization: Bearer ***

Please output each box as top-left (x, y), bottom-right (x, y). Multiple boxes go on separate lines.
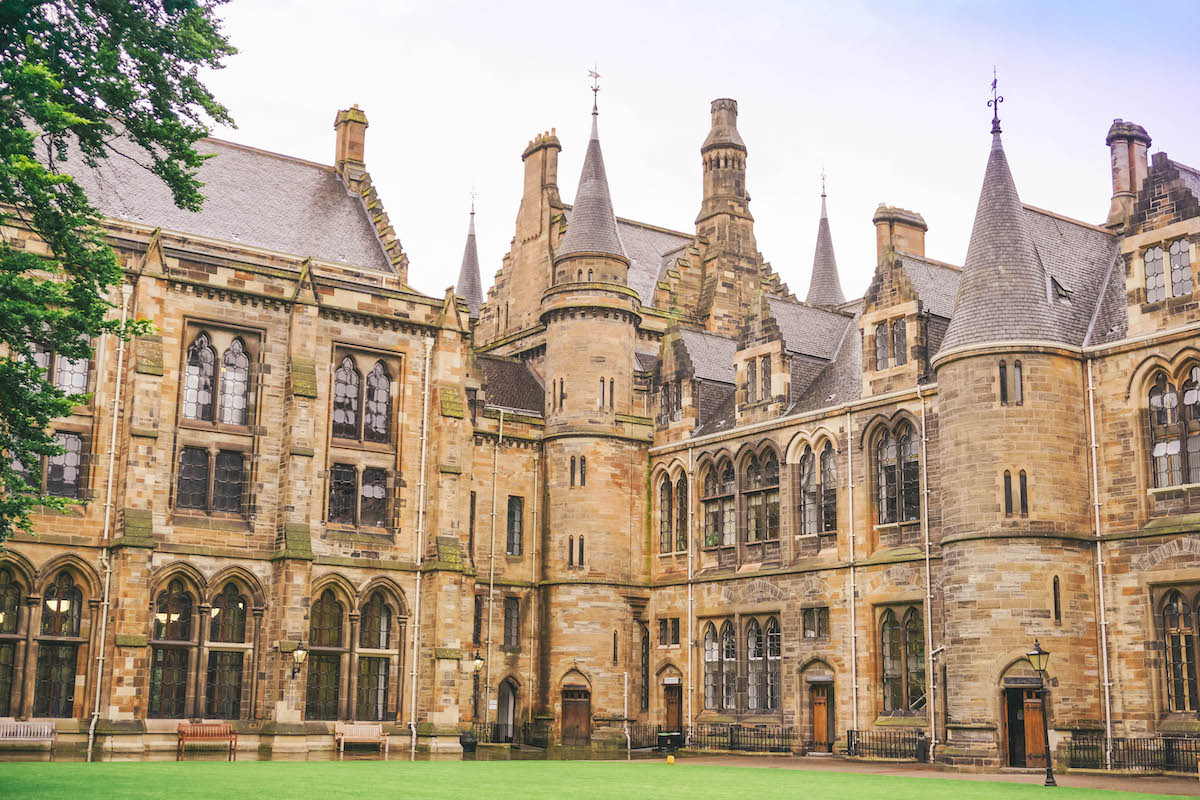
top-left (332, 355), bottom-right (362, 439)
top-left (148, 561), bottom-right (207, 598)
top-left (207, 565), bottom-right (266, 608)
top-left (183, 332), bottom-right (217, 421)
top-left (310, 572), bottom-right (358, 612)
top-left (356, 576), bottom-right (409, 617)
top-left (36, 553), bottom-right (101, 598)
top-left (0, 549), bottom-right (36, 590)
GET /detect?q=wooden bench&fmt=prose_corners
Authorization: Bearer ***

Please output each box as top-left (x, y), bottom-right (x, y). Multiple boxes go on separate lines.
top-left (0, 721), bottom-right (56, 750)
top-left (334, 722), bottom-right (389, 755)
top-left (177, 723), bottom-right (237, 761)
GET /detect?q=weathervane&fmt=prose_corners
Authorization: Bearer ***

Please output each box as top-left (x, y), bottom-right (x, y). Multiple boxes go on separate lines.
top-left (588, 66), bottom-right (601, 112)
top-left (988, 66), bottom-right (1004, 134)
top-left (820, 165), bottom-right (827, 198)
top-left (470, 187), bottom-right (477, 216)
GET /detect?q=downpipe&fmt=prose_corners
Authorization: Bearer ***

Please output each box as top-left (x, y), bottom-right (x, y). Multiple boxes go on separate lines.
top-left (408, 337), bottom-right (434, 755)
top-left (917, 385), bottom-right (938, 761)
top-left (1086, 359), bottom-right (1114, 769)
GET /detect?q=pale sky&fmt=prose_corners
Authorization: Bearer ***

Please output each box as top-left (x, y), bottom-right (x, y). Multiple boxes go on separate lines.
top-left (202, 0), bottom-right (1200, 301)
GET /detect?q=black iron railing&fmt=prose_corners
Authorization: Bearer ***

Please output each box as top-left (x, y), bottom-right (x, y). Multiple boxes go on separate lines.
top-left (846, 729), bottom-right (920, 759)
top-left (683, 723), bottom-right (794, 753)
top-left (628, 722), bottom-right (661, 749)
top-left (1068, 735), bottom-right (1200, 773)
top-left (471, 721), bottom-right (516, 744)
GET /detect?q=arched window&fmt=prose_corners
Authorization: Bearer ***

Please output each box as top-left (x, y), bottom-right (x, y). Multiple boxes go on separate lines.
top-left (1149, 372), bottom-right (1182, 487)
top-left (1162, 590), bottom-right (1197, 712)
top-left (878, 424), bottom-right (921, 524)
top-left (1004, 471), bottom-right (1013, 516)
top-left (218, 338), bottom-right (250, 425)
top-left (659, 477), bottom-right (673, 553)
top-left (570, 456), bottom-right (576, 487)
top-left (703, 623), bottom-right (719, 710)
top-left (760, 355), bottom-right (771, 400)
top-left (1183, 367), bottom-right (1200, 484)
top-left (600, 378), bottom-right (605, 409)
top-left (703, 460), bottom-right (736, 548)
top-left (820, 444), bottom-right (837, 532)
top-left (875, 322), bottom-right (889, 371)
top-left (675, 476), bottom-right (688, 552)
top-left (183, 332), bottom-right (216, 421)
top-left (747, 359), bottom-right (757, 403)
top-left (1052, 576), bottom-right (1061, 625)
top-left (568, 536), bottom-right (574, 566)
top-left (899, 425), bottom-right (920, 522)
top-left (881, 606), bottom-right (926, 714)
top-left (765, 616), bottom-right (781, 710)
top-left (903, 608), bottom-right (926, 711)
top-left (306, 589), bottom-right (344, 720)
top-left (363, 362), bottom-right (391, 443)
top-left (580, 457), bottom-right (587, 486)
top-left (744, 451), bottom-right (780, 542)
top-left (1013, 360), bottom-right (1024, 405)
top-left (578, 535), bottom-right (584, 565)
top-left (207, 583), bottom-right (248, 719)
top-left (892, 318), bottom-right (907, 366)
top-left (150, 579), bottom-right (194, 718)
top-left (609, 378), bottom-right (614, 411)
top-left (747, 619), bottom-right (764, 711)
top-left (1019, 470), bottom-right (1029, 516)
top-left (35, 571), bottom-right (84, 718)
top-left (641, 624), bottom-right (650, 711)
top-left (359, 591), bottom-right (392, 649)
top-left (358, 590), bottom-right (399, 722)
top-left (332, 357), bottom-right (362, 440)
top-left (880, 609), bottom-right (902, 712)
top-left (798, 446), bottom-right (817, 535)
top-left (999, 361), bottom-right (1008, 404)
top-left (588, 269), bottom-right (594, 281)
top-left (0, 567), bottom-right (21, 717)
top-left (877, 431), bottom-right (897, 525)
top-left (720, 621), bottom-right (736, 710)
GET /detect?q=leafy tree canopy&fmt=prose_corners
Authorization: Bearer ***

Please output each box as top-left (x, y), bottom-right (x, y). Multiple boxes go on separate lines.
top-left (0, 0), bottom-right (235, 539)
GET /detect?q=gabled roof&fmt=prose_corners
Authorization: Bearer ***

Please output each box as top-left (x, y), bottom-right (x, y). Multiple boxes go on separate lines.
top-left (899, 255), bottom-right (961, 320)
top-left (57, 137), bottom-right (393, 271)
top-left (789, 307), bottom-right (864, 415)
top-left (805, 193), bottom-right (846, 306)
top-left (765, 296), bottom-right (854, 361)
top-left (555, 107), bottom-right (627, 262)
top-left (476, 355), bottom-right (543, 415)
top-left (941, 128), bottom-right (1060, 351)
top-left (455, 210), bottom-right (483, 318)
top-left (678, 329), bottom-right (738, 384)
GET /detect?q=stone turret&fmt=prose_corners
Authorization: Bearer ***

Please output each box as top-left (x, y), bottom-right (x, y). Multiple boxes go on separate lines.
top-left (697, 98), bottom-right (751, 226)
top-left (455, 203), bottom-right (483, 321)
top-left (805, 185), bottom-right (845, 306)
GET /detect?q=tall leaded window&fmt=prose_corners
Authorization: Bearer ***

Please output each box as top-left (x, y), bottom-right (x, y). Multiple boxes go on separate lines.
top-left (503, 596), bottom-right (519, 646)
top-left (0, 567), bottom-right (19, 635)
top-left (1145, 245), bottom-right (1166, 302)
top-left (1162, 590), bottom-right (1197, 712)
top-left (0, 568), bottom-right (19, 718)
top-left (881, 605), bottom-right (926, 714)
top-left (213, 450), bottom-right (245, 514)
top-left (356, 655), bottom-right (389, 721)
top-left (183, 332), bottom-right (216, 421)
top-left (877, 424), bottom-right (920, 524)
top-left (332, 356), bottom-right (362, 439)
top-left (218, 339), bottom-right (250, 425)
top-left (580, 457), bottom-right (586, 486)
top-left (328, 464), bottom-right (387, 528)
top-left (506, 496), bottom-right (523, 556)
top-left (675, 476), bottom-right (688, 552)
top-left (720, 621), bottom-right (736, 710)
top-left (820, 444), bottom-right (837, 532)
top-left (703, 623), bottom-right (719, 710)
top-left (641, 624), bottom-right (650, 711)
top-left (881, 609), bottom-right (902, 712)
top-left (210, 583), bottom-right (247, 643)
top-left (999, 361), bottom-right (1009, 404)
top-left (892, 318), bottom-right (907, 366)
top-left (903, 608), bottom-right (926, 711)
top-left (177, 447), bottom-right (209, 510)
top-left (703, 459), bottom-right (736, 547)
top-left (1150, 372), bottom-right (1183, 487)
top-left (359, 591), bottom-right (392, 649)
top-left (760, 356), bottom-right (771, 401)
top-left (1013, 360), bottom-right (1023, 405)
top-left (1186, 367), bottom-right (1200, 484)
top-left (765, 616), bottom-right (781, 710)
top-left (150, 580), bottom-right (193, 718)
top-left (54, 351), bottom-right (89, 395)
top-left (875, 322), bottom-right (889, 370)
top-left (659, 477), bottom-right (673, 554)
top-left (177, 448), bottom-right (245, 515)
top-left (363, 361), bottom-right (391, 443)
top-left (1019, 470), bottom-right (1029, 516)
top-left (34, 571), bottom-right (84, 718)
top-left (803, 607), bottom-right (829, 639)
top-left (207, 650), bottom-right (244, 719)
top-left (877, 431), bottom-right (898, 525)
top-left (747, 359), bottom-right (757, 403)
top-left (360, 468), bottom-right (388, 527)
top-left (747, 619), bottom-right (764, 711)
top-left (306, 589), bottom-right (344, 720)
top-left (743, 451), bottom-right (780, 542)
top-left (1004, 471), bottom-right (1014, 516)
top-left (799, 447), bottom-right (818, 535)
top-left (1170, 240), bottom-right (1193, 299)
top-left (46, 431), bottom-right (84, 498)
top-left (42, 572), bottom-right (81, 637)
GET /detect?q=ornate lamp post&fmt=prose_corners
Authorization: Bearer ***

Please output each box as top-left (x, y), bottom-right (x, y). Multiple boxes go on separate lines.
top-left (471, 650), bottom-right (485, 719)
top-left (1026, 639), bottom-right (1056, 787)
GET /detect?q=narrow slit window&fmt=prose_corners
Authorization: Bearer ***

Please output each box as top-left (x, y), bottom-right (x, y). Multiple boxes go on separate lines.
top-left (568, 536), bottom-right (574, 566)
top-left (1052, 576), bottom-right (1062, 624)
top-left (1013, 361), bottom-right (1024, 405)
top-left (999, 361), bottom-right (1008, 405)
top-left (580, 457), bottom-right (586, 487)
top-left (1019, 470), bottom-right (1029, 516)
top-left (1003, 471), bottom-right (1013, 517)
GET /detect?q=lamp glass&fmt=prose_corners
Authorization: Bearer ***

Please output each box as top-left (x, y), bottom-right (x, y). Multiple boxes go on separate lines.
top-left (293, 644), bottom-right (308, 665)
top-left (1026, 641), bottom-right (1050, 673)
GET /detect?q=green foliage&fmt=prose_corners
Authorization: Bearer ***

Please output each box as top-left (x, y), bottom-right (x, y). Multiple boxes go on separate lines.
top-left (0, 0), bottom-right (235, 540)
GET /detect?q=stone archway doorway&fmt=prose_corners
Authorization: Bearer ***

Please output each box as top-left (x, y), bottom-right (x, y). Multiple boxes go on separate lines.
top-left (497, 678), bottom-right (518, 743)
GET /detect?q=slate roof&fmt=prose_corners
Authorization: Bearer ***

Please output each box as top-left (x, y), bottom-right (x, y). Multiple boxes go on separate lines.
top-left (899, 255), bottom-right (961, 320)
top-left (941, 129), bottom-right (1060, 351)
top-left (678, 329), bottom-right (737, 384)
top-left (560, 208), bottom-right (693, 305)
top-left (55, 136), bottom-right (393, 271)
top-left (1173, 158), bottom-right (1200, 203)
top-left (455, 211), bottom-right (483, 319)
top-left (476, 356), bottom-right (544, 415)
top-left (555, 109), bottom-right (627, 262)
top-left (765, 297), bottom-right (854, 360)
top-left (805, 194), bottom-right (846, 306)
top-left (790, 307), bottom-right (864, 414)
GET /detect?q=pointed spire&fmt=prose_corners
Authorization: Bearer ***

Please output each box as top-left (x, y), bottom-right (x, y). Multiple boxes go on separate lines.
top-left (455, 199), bottom-right (483, 320)
top-left (805, 176), bottom-right (845, 307)
top-left (555, 91), bottom-right (627, 262)
top-left (940, 105), bottom-right (1059, 353)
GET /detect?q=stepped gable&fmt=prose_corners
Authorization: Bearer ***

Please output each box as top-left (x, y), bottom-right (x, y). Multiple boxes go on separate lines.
top-left (56, 136), bottom-right (394, 272)
top-left (475, 354), bottom-right (544, 415)
top-left (455, 207), bottom-right (483, 319)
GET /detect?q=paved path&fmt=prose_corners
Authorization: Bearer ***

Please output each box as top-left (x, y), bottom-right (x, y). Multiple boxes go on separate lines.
top-left (667, 755), bottom-right (1200, 796)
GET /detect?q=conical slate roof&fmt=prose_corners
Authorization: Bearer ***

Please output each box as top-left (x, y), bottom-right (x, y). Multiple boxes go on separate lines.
top-left (455, 208), bottom-right (483, 319)
top-left (805, 192), bottom-right (845, 306)
top-left (555, 104), bottom-right (627, 262)
top-left (940, 127), bottom-right (1058, 352)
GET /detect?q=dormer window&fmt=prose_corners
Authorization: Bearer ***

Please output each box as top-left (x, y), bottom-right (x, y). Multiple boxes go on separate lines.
top-left (746, 359), bottom-right (757, 403)
top-left (892, 319), bottom-right (907, 366)
top-left (1051, 278), bottom-right (1072, 304)
top-left (760, 356), bottom-right (771, 401)
top-left (874, 323), bottom-right (889, 370)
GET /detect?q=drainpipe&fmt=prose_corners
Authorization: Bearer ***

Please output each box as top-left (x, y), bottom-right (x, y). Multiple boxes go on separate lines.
top-left (483, 409), bottom-right (504, 728)
top-left (1086, 359), bottom-right (1114, 769)
top-left (845, 410), bottom-right (858, 732)
top-left (916, 385), bottom-right (937, 761)
top-left (624, 671), bottom-right (631, 754)
top-left (527, 445), bottom-right (538, 724)
top-left (87, 284), bottom-right (132, 762)
top-left (686, 445), bottom-right (695, 736)
top-left (408, 337), bottom-right (434, 755)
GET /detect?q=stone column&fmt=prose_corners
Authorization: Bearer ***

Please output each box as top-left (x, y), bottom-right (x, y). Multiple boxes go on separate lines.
top-left (346, 613), bottom-right (360, 720)
top-left (194, 604), bottom-right (211, 718)
top-left (19, 595), bottom-right (42, 718)
top-left (249, 608), bottom-right (264, 720)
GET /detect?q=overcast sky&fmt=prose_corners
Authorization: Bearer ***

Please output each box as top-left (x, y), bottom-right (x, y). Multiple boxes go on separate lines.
top-left (201, 0), bottom-right (1200, 301)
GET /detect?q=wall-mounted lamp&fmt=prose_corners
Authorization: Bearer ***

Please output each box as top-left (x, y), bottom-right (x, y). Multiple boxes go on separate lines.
top-left (291, 640), bottom-right (308, 679)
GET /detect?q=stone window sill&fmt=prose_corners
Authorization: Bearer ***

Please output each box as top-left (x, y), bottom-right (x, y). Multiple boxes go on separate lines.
top-left (874, 521), bottom-right (920, 532)
top-left (657, 551), bottom-right (687, 558)
top-left (1149, 483), bottom-right (1200, 496)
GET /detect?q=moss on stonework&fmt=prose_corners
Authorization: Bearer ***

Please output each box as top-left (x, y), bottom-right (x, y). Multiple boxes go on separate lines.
top-left (440, 387), bottom-right (465, 418)
top-left (290, 359), bottom-right (318, 398)
top-left (114, 634), bottom-right (148, 647)
top-left (434, 648), bottom-right (462, 660)
top-left (273, 523), bottom-right (314, 561)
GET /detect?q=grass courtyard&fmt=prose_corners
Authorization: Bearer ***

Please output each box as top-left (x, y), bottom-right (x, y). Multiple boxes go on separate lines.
top-left (0, 760), bottom-right (1187, 800)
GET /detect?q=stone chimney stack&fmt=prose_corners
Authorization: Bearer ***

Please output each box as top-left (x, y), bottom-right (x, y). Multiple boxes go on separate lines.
top-left (1104, 119), bottom-right (1151, 230)
top-left (334, 105), bottom-right (368, 188)
top-left (872, 205), bottom-right (927, 264)
top-left (517, 130), bottom-right (562, 240)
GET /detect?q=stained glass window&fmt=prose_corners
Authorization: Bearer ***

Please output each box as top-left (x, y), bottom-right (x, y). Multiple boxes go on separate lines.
top-left (877, 431), bottom-right (898, 524)
top-left (703, 623), bottom-right (718, 710)
top-left (675, 476), bottom-right (688, 552)
top-left (747, 619), bottom-right (763, 711)
top-left (332, 356), bottom-right (361, 439)
top-left (218, 339), bottom-right (250, 425)
top-left (799, 447), bottom-right (817, 535)
top-left (363, 361), bottom-right (391, 443)
top-left (875, 322), bottom-right (890, 370)
top-left (360, 468), bottom-right (388, 527)
top-left (659, 477), bottom-right (673, 553)
top-left (765, 616), bottom-right (781, 710)
top-left (820, 444), bottom-right (838, 532)
top-left (183, 333), bottom-right (216, 421)
top-left (1145, 245), bottom-right (1166, 303)
top-left (721, 621), bottom-right (736, 710)
top-left (1169, 239), bottom-right (1193, 298)
top-left (1150, 373), bottom-right (1183, 488)
top-left (892, 318), bottom-right (907, 366)
top-left (54, 353), bottom-right (89, 395)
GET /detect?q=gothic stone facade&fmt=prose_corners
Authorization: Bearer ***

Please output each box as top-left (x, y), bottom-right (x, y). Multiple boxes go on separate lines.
top-left (1, 102), bottom-right (1199, 768)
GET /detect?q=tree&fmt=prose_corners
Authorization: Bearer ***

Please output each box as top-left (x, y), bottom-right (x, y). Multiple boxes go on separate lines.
top-left (0, 0), bottom-right (236, 540)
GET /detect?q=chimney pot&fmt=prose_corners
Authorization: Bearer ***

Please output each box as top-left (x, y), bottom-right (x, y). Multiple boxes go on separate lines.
top-left (872, 205), bottom-right (927, 262)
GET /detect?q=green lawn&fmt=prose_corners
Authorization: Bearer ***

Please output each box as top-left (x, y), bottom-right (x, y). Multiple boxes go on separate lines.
top-left (0, 760), bottom-right (1182, 800)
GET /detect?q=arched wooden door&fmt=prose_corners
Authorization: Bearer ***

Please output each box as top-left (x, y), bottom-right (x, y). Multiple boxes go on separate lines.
top-left (811, 683), bottom-right (834, 752)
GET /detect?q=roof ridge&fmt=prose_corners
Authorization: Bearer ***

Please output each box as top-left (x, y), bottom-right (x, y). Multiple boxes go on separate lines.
top-left (561, 202), bottom-right (693, 242)
top-left (898, 253), bottom-right (963, 273)
top-left (201, 136), bottom-right (336, 172)
top-left (767, 294), bottom-right (854, 320)
top-left (1021, 202), bottom-right (1115, 236)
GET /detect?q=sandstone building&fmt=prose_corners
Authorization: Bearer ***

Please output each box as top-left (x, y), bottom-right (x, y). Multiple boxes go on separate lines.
top-left (1, 92), bottom-right (1199, 769)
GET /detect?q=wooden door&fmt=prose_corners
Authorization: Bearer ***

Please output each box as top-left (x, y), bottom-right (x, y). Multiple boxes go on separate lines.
top-left (811, 685), bottom-right (831, 751)
top-left (1023, 690), bottom-right (1046, 768)
top-left (664, 685), bottom-right (682, 732)
top-left (1004, 688), bottom-right (1026, 767)
top-left (561, 688), bottom-right (591, 746)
